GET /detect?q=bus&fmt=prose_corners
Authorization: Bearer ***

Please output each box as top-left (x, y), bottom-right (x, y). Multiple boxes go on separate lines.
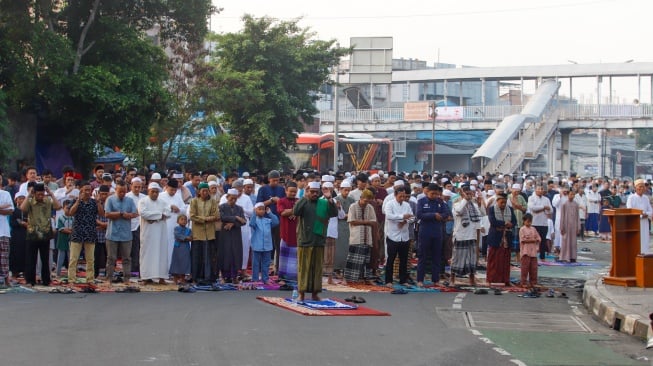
top-left (287, 133), bottom-right (392, 172)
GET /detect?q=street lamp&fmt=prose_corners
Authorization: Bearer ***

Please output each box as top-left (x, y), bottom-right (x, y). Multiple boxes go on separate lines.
top-left (429, 102), bottom-right (437, 174)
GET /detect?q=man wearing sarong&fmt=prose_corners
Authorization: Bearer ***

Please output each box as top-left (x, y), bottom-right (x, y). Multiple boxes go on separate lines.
top-left (486, 193), bottom-right (516, 286)
top-left (293, 181), bottom-right (338, 301)
top-left (218, 189), bottom-right (247, 283)
top-left (334, 181), bottom-right (355, 274)
top-left (138, 183), bottom-right (171, 284)
top-left (343, 189), bottom-right (377, 285)
top-left (277, 182), bottom-right (299, 281)
top-left (451, 184), bottom-right (484, 286)
top-left (189, 182), bottom-right (218, 282)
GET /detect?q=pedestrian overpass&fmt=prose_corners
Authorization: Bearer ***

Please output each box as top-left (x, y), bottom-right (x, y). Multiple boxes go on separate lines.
top-left (317, 62), bottom-right (653, 174)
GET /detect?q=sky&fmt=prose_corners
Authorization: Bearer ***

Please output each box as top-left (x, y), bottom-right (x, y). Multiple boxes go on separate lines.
top-left (209, 0), bottom-right (653, 101)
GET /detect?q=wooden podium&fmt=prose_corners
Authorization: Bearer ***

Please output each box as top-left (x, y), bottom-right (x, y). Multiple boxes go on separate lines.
top-left (603, 208), bottom-right (641, 287)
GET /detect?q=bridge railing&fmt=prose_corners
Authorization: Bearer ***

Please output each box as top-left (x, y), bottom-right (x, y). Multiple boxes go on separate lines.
top-left (318, 103), bottom-right (653, 123)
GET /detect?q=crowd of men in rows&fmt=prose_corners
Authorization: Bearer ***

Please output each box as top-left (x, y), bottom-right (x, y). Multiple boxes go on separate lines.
top-left (0, 165), bottom-right (651, 297)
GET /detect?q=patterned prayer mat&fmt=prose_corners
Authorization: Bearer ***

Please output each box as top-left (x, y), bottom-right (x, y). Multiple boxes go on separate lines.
top-left (256, 296), bottom-right (391, 316)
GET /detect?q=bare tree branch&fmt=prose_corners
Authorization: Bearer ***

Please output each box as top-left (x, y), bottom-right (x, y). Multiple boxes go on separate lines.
top-left (72, 0), bottom-right (100, 74)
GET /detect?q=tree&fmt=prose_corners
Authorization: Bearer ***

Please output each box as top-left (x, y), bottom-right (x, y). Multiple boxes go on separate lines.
top-left (0, 90), bottom-right (16, 170)
top-left (199, 15), bottom-right (349, 171)
top-left (0, 0), bottom-right (216, 173)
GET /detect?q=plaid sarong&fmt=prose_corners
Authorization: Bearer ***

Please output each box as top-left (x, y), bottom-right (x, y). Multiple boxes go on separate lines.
top-left (450, 239), bottom-right (477, 277)
top-left (0, 236), bottom-right (9, 277)
top-left (344, 244), bottom-right (371, 282)
top-left (278, 239), bottom-right (297, 281)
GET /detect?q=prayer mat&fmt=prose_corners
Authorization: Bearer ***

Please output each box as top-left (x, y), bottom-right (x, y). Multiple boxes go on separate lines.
top-left (257, 296), bottom-right (391, 316)
top-left (289, 298), bottom-right (358, 310)
top-left (345, 283), bottom-right (393, 292)
top-left (322, 282), bottom-right (370, 293)
top-left (391, 284), bottom-right (440, 293)
top-left (537, 261), bottom-right (594, 267)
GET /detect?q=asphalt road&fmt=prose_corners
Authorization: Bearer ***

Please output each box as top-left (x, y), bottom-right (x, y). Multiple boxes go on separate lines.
top-left (1, 236), bottom-right (651, 366)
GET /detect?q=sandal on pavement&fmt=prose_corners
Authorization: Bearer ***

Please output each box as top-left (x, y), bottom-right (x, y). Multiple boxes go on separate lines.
top-left (391, 288), bottom-right (408, 295)
top-left (352, 296), bottom-right (366, 303)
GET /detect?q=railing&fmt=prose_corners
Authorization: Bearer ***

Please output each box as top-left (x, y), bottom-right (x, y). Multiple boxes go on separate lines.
top-left (318, 104), bottom-right (653, 124)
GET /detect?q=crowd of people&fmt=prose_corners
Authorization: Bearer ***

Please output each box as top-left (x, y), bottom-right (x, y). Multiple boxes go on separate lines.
top-left (0, 164), bottom-right (652, 296)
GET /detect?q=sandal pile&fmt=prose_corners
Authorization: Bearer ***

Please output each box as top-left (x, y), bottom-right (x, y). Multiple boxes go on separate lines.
top-left (345, 295), bottom-right (366, 303)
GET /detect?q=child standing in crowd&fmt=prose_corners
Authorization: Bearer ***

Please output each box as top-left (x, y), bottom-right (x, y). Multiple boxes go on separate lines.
top-left (519, 214), bottom-right (541, 288)
top-left (170, 215), bottom-right (192, 285)
top-left (250, 202), bottom-right (279, 284)
top-left (55, 205), bottom-right (74, 279)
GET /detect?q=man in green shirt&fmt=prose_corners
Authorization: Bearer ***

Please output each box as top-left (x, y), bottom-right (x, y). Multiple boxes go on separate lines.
top-left (293, 181), bottom-right (337, 301)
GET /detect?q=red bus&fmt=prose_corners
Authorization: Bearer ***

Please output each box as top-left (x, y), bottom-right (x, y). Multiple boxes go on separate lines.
top-left (287, 133), bottom-right (392, 172)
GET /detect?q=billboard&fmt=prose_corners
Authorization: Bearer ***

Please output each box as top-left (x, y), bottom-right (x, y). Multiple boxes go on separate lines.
top-left (403, 102), bottom-right (464, 121)
top-left (349, 37), bottom-right (393, 84)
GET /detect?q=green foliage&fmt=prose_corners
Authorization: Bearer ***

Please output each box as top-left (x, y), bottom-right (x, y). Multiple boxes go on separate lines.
top-left (200, 15), bottom-right (348, 171)
top-left (637, 129), bottom-right (653, 150)
top-left (0, 90), bottom-right (16, 169)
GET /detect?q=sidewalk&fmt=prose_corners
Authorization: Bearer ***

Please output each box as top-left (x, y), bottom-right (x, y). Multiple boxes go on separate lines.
top-left (583, 275), bottom-right (653, 342)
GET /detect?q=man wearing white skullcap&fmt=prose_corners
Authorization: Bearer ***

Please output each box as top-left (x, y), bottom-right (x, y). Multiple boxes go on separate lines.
top-left (138, 180), bottom-right (171, 284)
top-left (293, 178), bottom-right (338, 301)
top-left (217, 187), bottom-right (248, 283)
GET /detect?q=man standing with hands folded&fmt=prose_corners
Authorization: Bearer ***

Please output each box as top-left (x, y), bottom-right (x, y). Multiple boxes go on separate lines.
top-left (104, 181), bottom-right (138, 284)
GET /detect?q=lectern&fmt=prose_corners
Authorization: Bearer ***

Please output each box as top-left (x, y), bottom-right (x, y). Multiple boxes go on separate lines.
top-left (602, 208), bottom-right (641, 287)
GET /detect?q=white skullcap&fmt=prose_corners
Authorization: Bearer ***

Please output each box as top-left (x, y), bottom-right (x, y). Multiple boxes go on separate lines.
top-left (442, 189), bottom-right (453, 197)
top-left (150, 173), bottom-right (161, 180)
top-left (487, 189), bottom-right (495, 196)
top-left (208, 181), bottom-right (218, 187)
top-left (325, 175), bottom-right (335, 182)
top-left (303, 172), bottom-right (309, 177)
top-left (440, 177), bottom-right (449, 184)
top-left (393, 180), bottom-right (404, 187)
top-left (172, 173), bottom-right (183, 179)
top-left (243, 179), bottom-right (254, 185)
top-left (15, 192), bottom-right (26, 199)
top-left (308, 181), bottom-right (321, 189)
top-left (148, 182), bottom-right (162, 191)
top-left (321, 175), bottom-right (330, 182)
top-left (227, 188), bottom-right (239, 195)
top-left (512, 183), bottom-right (521, 190)
top-left (470, 180), bottom-right (478, 185)
top-left (344, 172), bottom-right (351, 177)
top-left (470, 186), bottom-right (477, 191)
top-left (377, 170), bottom-right (384, 175)
top-left (411, 183), bottom-right (421, 189)
top-left (131, 177), bottom-right (143, 183)
top-left (322, 182), bottom-right (334, 189)
top-left (242, 172), bottom-right (250, 177)
top-left (384, 174), bottom-right (388, 179)
top-left (340, 181), bottom-right (352, 188)
top-left (498, 174), bottom-right (504, 179)
top-left (477, 175), bottom-right (483, 180)
top-left (254, 202), bottom-right (265, 209)
top-left (369, 174), bottom-right (380, 181)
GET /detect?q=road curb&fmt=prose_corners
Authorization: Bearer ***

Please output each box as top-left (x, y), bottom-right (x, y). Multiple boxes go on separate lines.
top-left (582, 277), bottom-right (651, 341)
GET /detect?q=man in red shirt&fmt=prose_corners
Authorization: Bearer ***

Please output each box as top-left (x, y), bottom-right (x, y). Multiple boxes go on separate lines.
top-left (276, 182), bottom-right (299, 281)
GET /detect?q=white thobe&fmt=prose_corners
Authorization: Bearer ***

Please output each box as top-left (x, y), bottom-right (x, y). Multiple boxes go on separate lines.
top-left (138, 197), bottom-right (171, 280)
top-left (626, 193), bottom-right (653, 253)
top-left (159, 191), bottom-right (187, 265)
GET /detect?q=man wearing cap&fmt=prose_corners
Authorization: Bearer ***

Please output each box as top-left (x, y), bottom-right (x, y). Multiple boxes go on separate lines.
top-left (256, 170), bottom-right (285, 275)
top-left (170, 172), bottom-right (192, 204)
top-left (104, 181), bottom-right (138, 284)
top-left (64, 181), bottom-right (99, 284)
top-left (189, 182), bottom-right (219, 283)
top-left (627, 179), bottom-right (653, 253)
top-left (90, 165), bottom-right (104, 190)
top-left (138, 182), bottom-right (171, 284)
top-left (334, 180), bottom-right (356, 274)
top-left (158, 178), bottom-right (187, 266)
top-left (293, 181), bottom-right (338, 301)
top-left (243, 179), bottom-right (257, 206)
top-left (321, 181), bottom-right (345, 284)
top-left (220, 178), bottom-right (254, 281)
top-left (277, 182), bottom-right (300, 280)
top-left (450, 184), bottom-right (484, 286)
top-left (415, 184), bottom-right (450, 287)
top-left (92, 172), bottom-right (115, 199)
top-left (527, 185), bottom-right (552, 261)
top-left (486, 193), bottom-right (516, 286)
top-left (218, 189), bottom-right (247, 283)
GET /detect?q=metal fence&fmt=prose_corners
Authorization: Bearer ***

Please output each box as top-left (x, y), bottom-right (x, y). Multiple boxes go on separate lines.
top-left (318, 104), bottom-right (653, 124)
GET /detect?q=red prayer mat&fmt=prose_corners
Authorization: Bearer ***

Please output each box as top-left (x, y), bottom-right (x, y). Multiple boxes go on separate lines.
top-left (256, 296), bottom-right (391, 316)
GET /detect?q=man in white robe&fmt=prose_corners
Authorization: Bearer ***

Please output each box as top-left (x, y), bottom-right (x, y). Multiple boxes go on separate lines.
top-left (138, 183), bottom-right (171, 283)
top-left (158, 179), bottom-right (187, 266)
top-left (626, 179), bottom-right (653, 253)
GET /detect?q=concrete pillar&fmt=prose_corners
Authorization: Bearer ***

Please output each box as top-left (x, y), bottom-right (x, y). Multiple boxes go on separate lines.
top-left (547, 133), bottom-right (557, 175)
top-left (560, 130), bottom-right (572, 174)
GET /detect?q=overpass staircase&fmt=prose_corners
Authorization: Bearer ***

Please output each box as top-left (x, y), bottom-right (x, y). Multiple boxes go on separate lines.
top-left (472, 80), bottom-right (560, 174)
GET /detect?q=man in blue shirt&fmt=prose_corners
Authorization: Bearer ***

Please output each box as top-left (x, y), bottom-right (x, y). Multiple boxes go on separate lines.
top-left (104, 181), bottom-right (139, 283)
top-left (415, 183), bottom-right (450, 287)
